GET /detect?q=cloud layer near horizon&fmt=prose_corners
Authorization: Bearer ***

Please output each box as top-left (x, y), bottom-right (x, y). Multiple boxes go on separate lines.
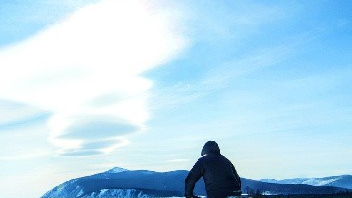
top-left (0, 0), bottom-right (187, 156)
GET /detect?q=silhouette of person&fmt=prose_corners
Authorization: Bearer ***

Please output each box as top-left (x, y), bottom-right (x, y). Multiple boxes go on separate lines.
top-left (185, 141), bottom-right (241, 198)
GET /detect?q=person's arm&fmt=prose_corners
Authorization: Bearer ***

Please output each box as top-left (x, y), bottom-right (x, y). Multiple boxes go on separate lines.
top-left (185, 159), bottom-right (204, 198)
top-left (231, 162), bottom-right (241, 188)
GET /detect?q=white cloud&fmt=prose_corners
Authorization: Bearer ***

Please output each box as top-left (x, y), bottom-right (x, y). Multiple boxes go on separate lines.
top-left (0, 0), bottom-right (187, 156)
top-left (0, 100), bottom-right (47, 127)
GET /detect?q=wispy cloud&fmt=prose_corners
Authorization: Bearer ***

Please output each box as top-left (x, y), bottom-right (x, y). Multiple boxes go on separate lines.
top-left (0, 0), bottom-right (187, 156)
top-left (0, 100), bottom-right (48, 130)
top-left (202, 44), bottom-right (294, 88)
top-left (150, 43), bottom-right (296, 113)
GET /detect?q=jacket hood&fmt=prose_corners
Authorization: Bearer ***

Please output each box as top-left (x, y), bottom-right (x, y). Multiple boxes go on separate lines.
top-left (201, 141), bottom-right (220, 156)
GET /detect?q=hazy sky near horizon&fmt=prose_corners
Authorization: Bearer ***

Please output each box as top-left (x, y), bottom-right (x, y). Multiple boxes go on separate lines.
top-left (1, 0), bottom-right (352, 198)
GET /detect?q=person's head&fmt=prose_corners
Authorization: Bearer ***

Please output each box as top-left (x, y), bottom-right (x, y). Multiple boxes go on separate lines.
top-left (201, 141), bottom-right (220, 156)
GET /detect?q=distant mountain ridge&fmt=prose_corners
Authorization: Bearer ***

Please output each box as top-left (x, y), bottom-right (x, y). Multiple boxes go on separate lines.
top-left (42, 167), bottom-right (350, 198)
top-left (260, 175), bottom-right (352, 190)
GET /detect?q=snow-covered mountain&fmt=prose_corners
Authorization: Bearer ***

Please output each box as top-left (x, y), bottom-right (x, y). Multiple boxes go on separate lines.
top-left (42, 167), bottom-right (203, 198)
top-left (41, 178), bottom-right (154, 198)
top-left (261, 175), bottom-right (352, 189)
top-left (42, 167), bottom-right (349, 198)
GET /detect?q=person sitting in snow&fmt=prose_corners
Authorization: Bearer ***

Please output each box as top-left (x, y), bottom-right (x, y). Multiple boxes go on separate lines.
top-left (185, 141), bottom-right (242, 198)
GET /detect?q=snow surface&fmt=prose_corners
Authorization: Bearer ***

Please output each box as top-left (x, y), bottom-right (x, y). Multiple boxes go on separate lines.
top-left (261, 176), bottom-right (342, 186)
top-left (302, 177), bottom-right (341, 186)
top-left (77, 189), bottom-right (84, 197)
top-left (106, 167), bottom-right (129, 173)
top-left (82, 189), bottom-right (154, 198)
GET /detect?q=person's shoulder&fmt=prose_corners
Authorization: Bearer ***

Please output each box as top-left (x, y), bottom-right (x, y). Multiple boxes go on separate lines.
top-left (196, 155), bottom-right (210, 163)
top-left (220, 154), bottom-right (228, 159)
top-left (219, 154), bottom-right (233, 163)
top-left (191, 156), bottom-right (207, 168)
top-left (198, 155), bottom-right (207, 161)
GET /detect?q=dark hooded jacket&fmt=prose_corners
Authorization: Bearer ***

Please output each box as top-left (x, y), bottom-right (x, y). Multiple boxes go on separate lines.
top-left (185, 141), bottom-right (241, 198)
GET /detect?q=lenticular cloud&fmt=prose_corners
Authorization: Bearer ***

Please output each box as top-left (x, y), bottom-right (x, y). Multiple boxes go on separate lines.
top-left (0, 0), bottom-right (187, 156)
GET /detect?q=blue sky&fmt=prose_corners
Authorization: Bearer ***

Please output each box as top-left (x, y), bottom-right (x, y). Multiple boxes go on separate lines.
top-left (1, 0), bottom-right (352, 197)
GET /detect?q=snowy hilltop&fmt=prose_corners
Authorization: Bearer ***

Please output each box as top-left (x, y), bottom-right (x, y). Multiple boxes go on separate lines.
top-left (260, 175), bottom-right (352, 190)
